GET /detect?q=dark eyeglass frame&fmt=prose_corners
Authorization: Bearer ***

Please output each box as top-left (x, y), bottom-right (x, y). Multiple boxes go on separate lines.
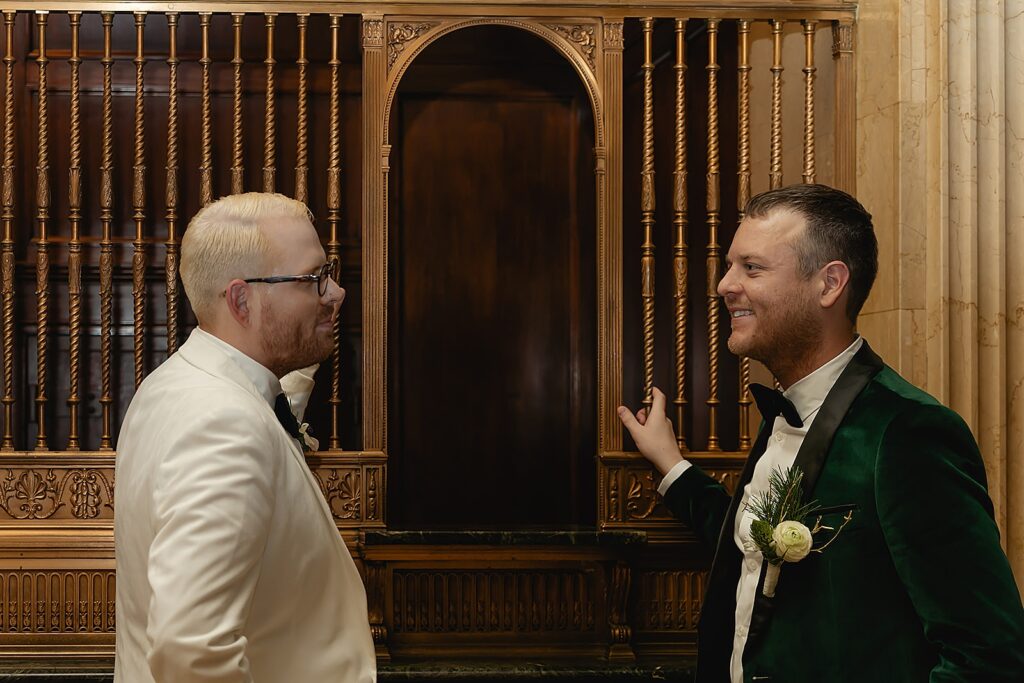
top-left (243, 258), bottom-right (339, 297)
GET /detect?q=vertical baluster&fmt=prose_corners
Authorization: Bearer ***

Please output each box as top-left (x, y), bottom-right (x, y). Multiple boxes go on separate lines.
top-left (165, 12), bottom-right (180, 355)
top-left (131, 12), bottom-right (147, 389)
top-left (67, 11), bottom-right (83, 450)
top-left (769, 21), bottom-right (786, 394)
top-left (802, 21), bottom-right (817, 183)
top-left (1, 11), bottom-right (16, 451)
top-left (263, 13), bottom-right (276, 192)
top-left (639, 17), bottom-right (656, 414)
top-left (98, 12), bottom-right (114, 449)
top-left (705, 19), bottom-right (722, 452)
top-left (231, 13), bottom-right (244, 194)
top-left (770, 19), bottom-right (785, 190)
top-left (34, 11), bottom-right (50, 450)
top-left (327, 14), bottom-right (342, 449)
top-left (199, 13), bottom-right (213, 206)
top-left (295, 14), bottom-right (309, 204)
top-left (736, 20), bottom-right (753, 450)
top-left (672, 19), bottom-right (688, 451)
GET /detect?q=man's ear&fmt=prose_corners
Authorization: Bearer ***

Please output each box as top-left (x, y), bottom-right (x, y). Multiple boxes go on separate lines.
top-left (225, 279), bottom-right (253, 327)
top-left (820, 260), bottom-right (850, 309)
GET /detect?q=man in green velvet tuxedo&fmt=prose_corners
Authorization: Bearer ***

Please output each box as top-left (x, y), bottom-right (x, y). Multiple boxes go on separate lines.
top-left (619, 184), bottom-right (1024, 682)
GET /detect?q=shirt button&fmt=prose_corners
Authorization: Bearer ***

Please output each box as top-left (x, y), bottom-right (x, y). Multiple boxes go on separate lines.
top-left (775, 432), bottom-right (785, 443)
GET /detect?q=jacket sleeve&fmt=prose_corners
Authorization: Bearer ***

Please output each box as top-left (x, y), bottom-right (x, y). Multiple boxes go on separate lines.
top-left (145, 396), bottom-right (279, 683)
top-left (662, 466), bottom-right (732, 550)
top-left (876, 404), bottom-right (1024, 682)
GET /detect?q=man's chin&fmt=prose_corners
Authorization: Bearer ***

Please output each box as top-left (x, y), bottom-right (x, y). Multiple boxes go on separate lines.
top-left (727, 335), bottom-right (764, 362)
top-left (726, 335), bottom-right (748, 357)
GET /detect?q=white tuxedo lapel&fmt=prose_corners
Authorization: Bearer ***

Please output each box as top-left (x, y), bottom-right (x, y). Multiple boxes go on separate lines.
top-left (175, 331), bottom-right (343, 542)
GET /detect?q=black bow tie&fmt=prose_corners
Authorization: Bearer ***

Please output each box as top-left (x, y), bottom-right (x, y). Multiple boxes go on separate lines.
top-left (749, 383), bottom-right (804, 428)
top-left (273, 393), bottom-right (302, 440)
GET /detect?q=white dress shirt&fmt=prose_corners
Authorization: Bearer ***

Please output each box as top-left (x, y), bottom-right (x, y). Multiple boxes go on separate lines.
top-left (657, 336), bottom-right (863, 683)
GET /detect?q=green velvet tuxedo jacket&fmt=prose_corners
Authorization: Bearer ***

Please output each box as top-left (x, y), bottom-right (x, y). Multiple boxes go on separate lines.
top-left (665, 341), bottom-right (1024, 682)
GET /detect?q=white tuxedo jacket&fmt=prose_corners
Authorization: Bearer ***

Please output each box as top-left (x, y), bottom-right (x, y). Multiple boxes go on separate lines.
top-left (114, 329), bottom-right (376, 682)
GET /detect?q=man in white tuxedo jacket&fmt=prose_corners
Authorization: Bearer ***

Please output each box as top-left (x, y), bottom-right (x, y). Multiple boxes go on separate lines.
top-left (115, 192), bottom-right (376, 682)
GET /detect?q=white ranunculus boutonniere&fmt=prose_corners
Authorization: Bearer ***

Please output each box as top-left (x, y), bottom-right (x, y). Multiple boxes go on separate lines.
top-left (746, 466), bottom-right (854, 597)
top-left (298, 422), bottom-right (319, 452)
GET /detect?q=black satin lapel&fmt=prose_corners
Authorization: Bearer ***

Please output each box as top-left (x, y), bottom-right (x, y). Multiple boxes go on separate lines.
top-left (792, 340), bottom-right (884, 501)
top-left (744, 343), bottom-right (884, 657)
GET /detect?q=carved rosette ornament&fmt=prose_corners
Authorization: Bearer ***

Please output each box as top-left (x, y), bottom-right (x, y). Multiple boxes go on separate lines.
top-left (544, 23), bottom-right (596, 70)
top-left (387, 22), bottom-right (437, 70)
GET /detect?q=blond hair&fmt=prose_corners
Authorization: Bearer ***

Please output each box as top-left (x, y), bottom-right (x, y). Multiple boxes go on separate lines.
top-left (180, 192), bottom-right (311, 323)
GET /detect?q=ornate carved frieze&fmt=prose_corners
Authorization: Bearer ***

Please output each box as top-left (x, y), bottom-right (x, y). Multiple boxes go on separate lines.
top-left (544, 23), bottom-right (596, 70)
top-left (309, 461), bottom-right (385, 525)
top-left (387, 22), bottom-right (438, 70)
top-left (0, 571), bottom-right (115, 633)
top-left (316, 467), bottom-right (362, 520)
top-left (0, 468), bottom-right (114, 521)
top-left (392, 569), bottom-right (597, 634)
top-left (625, 470), bottom-right (659, 521)
top-left (635, 569), bottom-right (707, 632)
top-left (599, 456), bottom-right (743, 526)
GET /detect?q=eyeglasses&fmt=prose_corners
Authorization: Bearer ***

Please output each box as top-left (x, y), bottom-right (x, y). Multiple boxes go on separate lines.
top-left (244, 259), bottom-right (340, 297)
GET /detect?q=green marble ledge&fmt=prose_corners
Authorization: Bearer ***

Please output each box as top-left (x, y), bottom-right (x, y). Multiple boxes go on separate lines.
top-left (361, 529), bottom-right (647, 546)
top-left (0, 660), bottom-right (696, 682)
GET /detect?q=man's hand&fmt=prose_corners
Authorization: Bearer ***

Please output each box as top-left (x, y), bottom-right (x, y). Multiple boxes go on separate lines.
top-left (617, 387), bottom-right (685, 476)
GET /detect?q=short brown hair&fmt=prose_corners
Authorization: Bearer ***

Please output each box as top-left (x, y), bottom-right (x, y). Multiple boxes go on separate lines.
top-left (744, 184), bottom-right (877, 323)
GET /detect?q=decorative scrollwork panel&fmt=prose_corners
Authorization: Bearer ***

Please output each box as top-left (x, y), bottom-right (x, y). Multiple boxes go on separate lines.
top-left (0, 467), bottom-right (113, 522)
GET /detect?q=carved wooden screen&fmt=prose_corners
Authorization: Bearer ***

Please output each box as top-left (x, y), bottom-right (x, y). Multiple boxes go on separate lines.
top-left (0, 0), bottom-right (857, 666)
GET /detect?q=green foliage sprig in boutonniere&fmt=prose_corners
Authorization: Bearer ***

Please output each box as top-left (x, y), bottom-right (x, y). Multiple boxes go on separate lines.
top-left (745, 465), bottom-right (854, 597)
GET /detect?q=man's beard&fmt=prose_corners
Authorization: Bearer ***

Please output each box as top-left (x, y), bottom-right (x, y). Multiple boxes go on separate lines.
top-left (259, 301), bottom-right (335, 377)
top-left (727, 296), bottom-right (822, 379)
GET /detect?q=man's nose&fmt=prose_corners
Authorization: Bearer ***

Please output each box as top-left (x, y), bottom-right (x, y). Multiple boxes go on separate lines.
top-left (323, 277), bottom-right (346, 306)
top-left (717, 263), bottom-right (736, 298)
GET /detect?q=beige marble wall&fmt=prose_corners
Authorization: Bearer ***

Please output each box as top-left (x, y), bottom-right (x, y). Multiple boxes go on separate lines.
top-left (856, 0), bottom-right (1024, 590)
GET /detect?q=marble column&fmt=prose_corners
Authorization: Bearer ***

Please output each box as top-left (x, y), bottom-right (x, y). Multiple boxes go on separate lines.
top-left (857, 0), bottom-right (1024, 589)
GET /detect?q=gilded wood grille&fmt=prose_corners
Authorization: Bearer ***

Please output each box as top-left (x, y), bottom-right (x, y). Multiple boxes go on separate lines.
top-left (0, 0), bottom-right (857, 665)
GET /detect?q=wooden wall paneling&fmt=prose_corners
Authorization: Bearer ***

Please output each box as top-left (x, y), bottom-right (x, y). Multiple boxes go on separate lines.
top-left (384, 24), bottom-right (596, 528)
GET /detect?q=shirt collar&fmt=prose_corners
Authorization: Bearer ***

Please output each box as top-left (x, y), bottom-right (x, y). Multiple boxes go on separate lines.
top-left (193, 327), bottom-right (282, 407)
top-left (783, 336), bottom-right (864, 422)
